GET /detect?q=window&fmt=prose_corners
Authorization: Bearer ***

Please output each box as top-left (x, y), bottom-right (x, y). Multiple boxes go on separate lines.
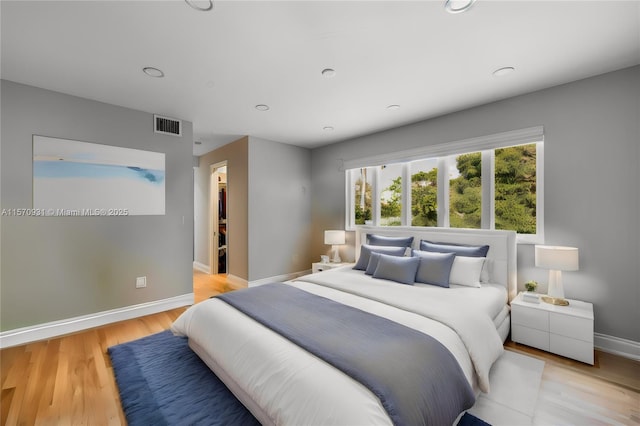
top-left (352, 168), bottom-right (373, 225)
top-left (494, 144), bottom-right (537, 234)
top-left (379, 164), bottom-right (403, 226)
top-left (410, 159), bottom-right (438, 227)
top-left (345, 127), bottom-right (544, 243)
top-left (449, 152), bottom-right (482, 229)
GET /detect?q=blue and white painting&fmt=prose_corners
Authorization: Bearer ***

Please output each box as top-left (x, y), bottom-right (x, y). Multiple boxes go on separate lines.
top-left (33, 136), bottom-right (165, 215)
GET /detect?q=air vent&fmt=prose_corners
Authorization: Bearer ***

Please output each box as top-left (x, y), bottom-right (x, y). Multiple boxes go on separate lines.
top-left (154, 114), bottom-right (182, 137)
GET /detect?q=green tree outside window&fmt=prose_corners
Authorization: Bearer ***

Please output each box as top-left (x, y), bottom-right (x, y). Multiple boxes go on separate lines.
top-left (375, 143), bottom-right (536, 233)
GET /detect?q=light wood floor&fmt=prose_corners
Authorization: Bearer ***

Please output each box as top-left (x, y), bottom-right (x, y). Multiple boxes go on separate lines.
top-left (2, 272), bottom-right (639, 425)
top-left (1, 271), bottom-right (233, 426)
top-left (505, 341), bottom-right (640, 425)
top-left (192, 270), bottom-right (246, 303)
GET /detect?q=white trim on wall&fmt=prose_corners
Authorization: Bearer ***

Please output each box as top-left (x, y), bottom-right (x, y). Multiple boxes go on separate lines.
top-left (248, 270), bottom-right (312, 287)
top-left (193, 261), bottom-right (211, 274)
top-left (594, 333), bottom-right (640, 361)
top-left (343, 126), bottom-right (544, 169)
top-left (227, 274), bottom-right (248, 287)
top-left (0, 293), bottom-right (194, 349)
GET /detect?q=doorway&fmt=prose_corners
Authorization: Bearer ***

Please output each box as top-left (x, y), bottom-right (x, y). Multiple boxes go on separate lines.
top-left (210, 162), bottom-right (228, 275)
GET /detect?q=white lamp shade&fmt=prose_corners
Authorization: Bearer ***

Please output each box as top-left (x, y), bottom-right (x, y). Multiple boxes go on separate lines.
top-left (535, 245), bottom-right (579, 271)
top-left (324, 230), bottom-right (346, 245)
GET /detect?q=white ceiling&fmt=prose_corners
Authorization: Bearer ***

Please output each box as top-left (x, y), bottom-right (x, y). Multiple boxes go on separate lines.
top-left (2, 1), bottom-right (639, 156)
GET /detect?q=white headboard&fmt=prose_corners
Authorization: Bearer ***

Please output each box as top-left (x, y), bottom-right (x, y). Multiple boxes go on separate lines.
top-left (355, 226), bottom-right (517, 301)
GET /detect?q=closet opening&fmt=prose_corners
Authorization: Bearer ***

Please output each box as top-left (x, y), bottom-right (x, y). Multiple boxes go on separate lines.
top-left (210, 162), bottom-right (228, 275)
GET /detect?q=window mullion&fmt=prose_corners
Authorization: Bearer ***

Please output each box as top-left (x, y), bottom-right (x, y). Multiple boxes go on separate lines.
top-left (372, 167), bottom-right (381, 226)
top-left (481, 150), bottom-right (494, 229)
top-left (402, 163), bottom-right (411, 226)
top-left (345, 170), bottom-right (352, 229)
top-left (437, 157), bottom-right (449, 228)
top-left (536, 142), bottom-right (544, 243)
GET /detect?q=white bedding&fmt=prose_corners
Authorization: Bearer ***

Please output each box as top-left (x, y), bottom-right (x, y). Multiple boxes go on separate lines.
top-left (172, 268), bottom-right (506, 426)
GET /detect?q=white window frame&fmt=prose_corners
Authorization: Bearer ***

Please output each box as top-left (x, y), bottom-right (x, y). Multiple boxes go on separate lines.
top-left (344, 126), bottom-right (544, 244)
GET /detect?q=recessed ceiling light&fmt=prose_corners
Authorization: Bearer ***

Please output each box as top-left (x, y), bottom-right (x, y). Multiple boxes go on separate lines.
top-left (322, 68), bottom-right (337, 78)
top-left (255, 104), bottom-right (270, 111)
top-left (185, 0), bottom-right (213, 12)
top-left (493, 66), bottom-right (516, 77)
top-left (444, 0), bottom-right (476, 14)
top-left (143, 67), bottom-right (164, 78)
top-left (387, 104), bottom-right (401, 110)
top-left (323, 126), bottom-right (334, 131)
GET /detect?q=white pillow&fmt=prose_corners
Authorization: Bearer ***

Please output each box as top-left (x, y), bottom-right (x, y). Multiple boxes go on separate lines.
top-left (480, 259), bottom-right (492, 283)
top-left (449, 256), bottom-right (485, 288)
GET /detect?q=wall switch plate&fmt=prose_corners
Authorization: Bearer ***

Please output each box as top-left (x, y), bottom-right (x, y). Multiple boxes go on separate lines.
top-left (136, 276), bottom-right (147, 288)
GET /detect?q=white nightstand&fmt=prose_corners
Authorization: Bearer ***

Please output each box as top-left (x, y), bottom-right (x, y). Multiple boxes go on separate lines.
top-left (511, 292), bottom-right (594, 364)
top-left (311, 262), bottom-right (352, 273)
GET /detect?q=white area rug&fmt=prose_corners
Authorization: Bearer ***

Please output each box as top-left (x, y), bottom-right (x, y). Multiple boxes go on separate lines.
top-left (467, 350), bottom-right (545, 425)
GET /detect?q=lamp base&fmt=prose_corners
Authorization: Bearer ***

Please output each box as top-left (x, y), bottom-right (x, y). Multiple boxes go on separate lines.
top-left (541, 296), bottom-right (569, 306)
top-left (331, 245), bottom-right (341, 263)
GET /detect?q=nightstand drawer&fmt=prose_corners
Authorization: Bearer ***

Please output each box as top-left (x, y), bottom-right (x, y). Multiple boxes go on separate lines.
top-left (512, 305), bottom-right (549, 332)
top-left (550, 312), bottom-right (593, 342)
top-left (550, 334), bottom-right (594, 364)
top-left (512, 324), bottom-right (549, 351)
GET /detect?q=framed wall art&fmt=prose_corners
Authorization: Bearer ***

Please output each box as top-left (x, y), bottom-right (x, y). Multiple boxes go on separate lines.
top-left (33, 135), bottom-right (165, 216)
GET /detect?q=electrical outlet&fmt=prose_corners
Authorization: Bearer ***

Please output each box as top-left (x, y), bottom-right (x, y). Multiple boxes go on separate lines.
top-left (136, 276), bottom-right (147, 288)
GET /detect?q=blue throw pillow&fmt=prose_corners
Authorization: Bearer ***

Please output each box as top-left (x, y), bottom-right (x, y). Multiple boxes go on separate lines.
top-left (419, 240), bottom-right (489, 258)
top-left (367, 234), bottom-right (414, 248)
top-left (353, 244), bottom-right (407, 271)
top-left (372, 254), bottom-right (420, 285)
top-left (365, 252), bottom-right (382, 275)
top-left (412, 250), bottom-right (456, 288)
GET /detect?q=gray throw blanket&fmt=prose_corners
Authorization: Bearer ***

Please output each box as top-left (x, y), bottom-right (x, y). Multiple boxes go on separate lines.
top-left (217, 283), bottom-right (475, 426)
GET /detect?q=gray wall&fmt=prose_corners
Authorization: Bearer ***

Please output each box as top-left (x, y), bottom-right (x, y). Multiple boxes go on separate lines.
top-left (0, 80), bottom-right (194, 331)
top-left (195, 137), bottom-right (249, 280)
top-left (310, 66), bottom-right (640, 342)
top-left (248, 137), bottom-right (312, 281)
top-left (193, 136), bottom-right (311, 282)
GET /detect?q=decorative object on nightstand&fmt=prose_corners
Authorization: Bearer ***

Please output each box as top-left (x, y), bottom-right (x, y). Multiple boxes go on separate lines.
top-left (535, 245), bottom-right (579, 306)
top-left (324, 230), bottom-right (346, 263)
top-left (524, 280), bottom-right (538, 292)
top-left (523, 280), bottom-right (540, 303)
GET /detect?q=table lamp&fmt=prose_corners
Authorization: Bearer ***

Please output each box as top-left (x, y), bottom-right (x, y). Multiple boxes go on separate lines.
top-left (324, 230), bottom-right (345, 263)
top-left (535, 245), bottom-right (579, 306)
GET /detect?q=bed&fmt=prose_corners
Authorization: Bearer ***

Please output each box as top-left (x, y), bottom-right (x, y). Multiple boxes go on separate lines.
top-left (172, 226), bottom-right (517, 426)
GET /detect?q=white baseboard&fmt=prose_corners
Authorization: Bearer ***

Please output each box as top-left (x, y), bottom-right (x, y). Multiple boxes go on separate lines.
top-left (0, 293), bottom-right (194, 349)
top-left (193, 261), bottom-right (211, 274)
top-left (248, 270), bottom-right (312, 287)
top-left (227, 274), bottom-right (248, 287)
top-left (594, 333), bottom-right (640, 361)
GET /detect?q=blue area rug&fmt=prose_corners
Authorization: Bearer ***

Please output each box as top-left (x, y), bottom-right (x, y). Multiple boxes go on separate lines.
top-left (109, 329), bottom-right (490, 426)
top-left (458, 412), bottom-right (492, 426)
top-left (108, 330), bottom-right (260, 426)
